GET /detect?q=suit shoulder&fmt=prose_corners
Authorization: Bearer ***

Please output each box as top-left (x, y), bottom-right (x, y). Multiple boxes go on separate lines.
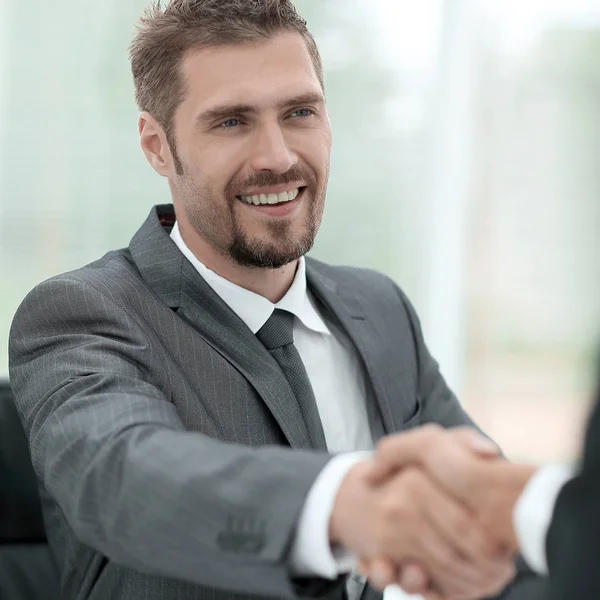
top-left (30, 248), bottom-right (137, 290)
top-left (13, 249), bottom-right (140, 317)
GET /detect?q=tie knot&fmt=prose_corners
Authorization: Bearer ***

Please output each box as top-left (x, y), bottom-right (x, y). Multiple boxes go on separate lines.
top-left (256, 309), bottom-right (295, 350)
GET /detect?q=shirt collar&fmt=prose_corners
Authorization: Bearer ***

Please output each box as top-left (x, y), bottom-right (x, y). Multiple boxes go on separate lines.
top-left (170, 221), bottom-right (330, 336)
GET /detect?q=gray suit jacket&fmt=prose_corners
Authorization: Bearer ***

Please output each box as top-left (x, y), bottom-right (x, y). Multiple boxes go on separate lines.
top-left (8, 205), bottom-right (543, 600)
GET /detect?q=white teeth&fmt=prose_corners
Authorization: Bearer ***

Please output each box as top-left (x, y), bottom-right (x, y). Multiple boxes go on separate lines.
top-left (239, 188), bottom-right (301, 205)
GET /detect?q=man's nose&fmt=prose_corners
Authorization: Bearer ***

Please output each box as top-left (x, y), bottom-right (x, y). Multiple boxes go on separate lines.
top-left (249, 124), bottom-right (298, 174)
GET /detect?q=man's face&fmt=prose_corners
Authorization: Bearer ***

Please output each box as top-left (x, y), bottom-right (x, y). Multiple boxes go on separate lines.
top-left (170, 32), bottom-right (332, 269)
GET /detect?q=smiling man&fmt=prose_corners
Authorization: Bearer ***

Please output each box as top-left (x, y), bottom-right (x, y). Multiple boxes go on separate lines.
top-left (8, 2), bottom-right (543, 600)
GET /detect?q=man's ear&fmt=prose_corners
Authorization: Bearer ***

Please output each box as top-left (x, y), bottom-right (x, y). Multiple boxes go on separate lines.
top-left (138, 112), bottom-right (176, 178)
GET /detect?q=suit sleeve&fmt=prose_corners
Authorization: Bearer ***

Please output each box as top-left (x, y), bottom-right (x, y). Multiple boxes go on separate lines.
top-left (394, 284), bottom-right (550, 600)
top-left (8, 276), bottom-right (345, 598)
top-left (545, 389), bottom-right (600, 600)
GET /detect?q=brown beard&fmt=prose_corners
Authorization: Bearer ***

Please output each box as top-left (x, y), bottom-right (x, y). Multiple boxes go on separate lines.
top-left (227, 197), bottom-right (319, 269)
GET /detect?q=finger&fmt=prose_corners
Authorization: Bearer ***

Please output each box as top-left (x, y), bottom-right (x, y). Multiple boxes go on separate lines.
top-left (421, 524), bottom-right (516, 599)
top-left (397, 561), bottom-right (430, 595)
top-left (364, 556), bottom-right (398, 591)
top-left (446, 561), bottom-right (517, 599)
top-left (447, 427), bottom-right (500, 459)
top-left (412, 522), bottom-right (485, 598)
top-left (362, 456), bottom-right (396, 487)
top-left (422, 591), bottom-right (448, 600)
top-left (418, 515), bottom-right (516, 600)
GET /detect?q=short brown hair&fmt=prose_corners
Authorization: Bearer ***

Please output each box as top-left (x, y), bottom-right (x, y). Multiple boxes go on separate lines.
top-left (130, 0), bottom-right (324, 172)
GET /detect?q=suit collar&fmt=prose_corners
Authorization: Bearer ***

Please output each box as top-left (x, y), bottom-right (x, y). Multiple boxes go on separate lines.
top-left (305, 260), bottom-right (366, 320)
top-left (129, 204), bottom-right (183, 309)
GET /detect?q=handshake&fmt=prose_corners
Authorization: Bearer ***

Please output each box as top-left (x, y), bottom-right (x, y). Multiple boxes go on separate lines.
top-left (329, 425), bottom-right (537, 600)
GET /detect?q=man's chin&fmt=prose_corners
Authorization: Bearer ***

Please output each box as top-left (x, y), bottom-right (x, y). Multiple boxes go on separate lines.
top-left (228, 236), bottom-right (313, 270)
top-left (228, 247), bottom-right (303, 270)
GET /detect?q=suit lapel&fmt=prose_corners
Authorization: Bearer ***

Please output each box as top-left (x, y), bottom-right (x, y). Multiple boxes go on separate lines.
top-left (306, 261), bottom-right (406, 436)
top-left (129, 205), bottom-right (313, 449)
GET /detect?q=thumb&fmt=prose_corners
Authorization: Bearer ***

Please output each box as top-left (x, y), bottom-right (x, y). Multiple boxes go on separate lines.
top-left (365, 425), bottom-right (444, 485)
top-left (449, 427), bottom-right (500, 459)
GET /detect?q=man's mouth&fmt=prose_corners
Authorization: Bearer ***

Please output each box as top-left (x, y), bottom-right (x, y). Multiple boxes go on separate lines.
top-left (236, 186), bottom-right (305, 206)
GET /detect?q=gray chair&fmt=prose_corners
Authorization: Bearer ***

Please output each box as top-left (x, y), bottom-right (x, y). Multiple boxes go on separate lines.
top-left (0, 380), bottom-right (60, 599)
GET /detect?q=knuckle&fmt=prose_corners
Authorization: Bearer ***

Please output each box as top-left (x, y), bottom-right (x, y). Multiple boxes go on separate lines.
top-left (379, 494), bottom-right (406, 521)
top-left (401, 466), bottom-right (424, 490)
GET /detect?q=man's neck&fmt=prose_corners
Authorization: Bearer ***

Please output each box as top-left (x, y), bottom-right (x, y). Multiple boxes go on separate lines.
top-left (178, 221), bottom-right (298, 304)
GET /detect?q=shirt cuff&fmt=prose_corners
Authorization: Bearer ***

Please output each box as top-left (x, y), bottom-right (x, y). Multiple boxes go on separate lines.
top-left (513, 464), bottom-right (576, 575)
top-left (289, 452), bottom-right (372, 578)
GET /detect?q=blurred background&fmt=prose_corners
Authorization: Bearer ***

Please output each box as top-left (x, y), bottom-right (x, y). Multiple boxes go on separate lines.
top-left (1, 0), bottom-right (599, 465)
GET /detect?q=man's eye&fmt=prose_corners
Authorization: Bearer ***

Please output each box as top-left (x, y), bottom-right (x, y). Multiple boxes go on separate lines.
top-left (291, 108), bottom-right (314, 118)
top-left (220, 119), bottom-right (240, 129)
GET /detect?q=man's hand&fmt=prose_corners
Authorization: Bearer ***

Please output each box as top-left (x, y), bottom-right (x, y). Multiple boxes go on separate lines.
top-left (355, 425), bottom-right (537, 596)
top-left (329, 426), bottom-right (517, 599)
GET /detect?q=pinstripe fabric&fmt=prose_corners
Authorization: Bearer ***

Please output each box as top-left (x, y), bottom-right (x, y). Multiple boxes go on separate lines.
top-left (8, 205), bottom-right (527, 600)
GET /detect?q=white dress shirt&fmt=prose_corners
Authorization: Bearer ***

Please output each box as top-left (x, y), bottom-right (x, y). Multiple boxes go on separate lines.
top-left (170, 222), bottom-right (372, 579)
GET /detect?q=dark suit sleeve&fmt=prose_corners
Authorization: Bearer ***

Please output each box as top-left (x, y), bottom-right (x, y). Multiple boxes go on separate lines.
top-left (546, 389), bottom-right (600, 600)
top-left (8, 276), bottom-right (343, 598)
top-left (394, 285), bottom-right (549, 600)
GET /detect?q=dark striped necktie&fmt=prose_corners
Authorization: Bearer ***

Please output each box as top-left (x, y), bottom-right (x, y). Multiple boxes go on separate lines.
top-left (256, 309), bottom-right (328, 450)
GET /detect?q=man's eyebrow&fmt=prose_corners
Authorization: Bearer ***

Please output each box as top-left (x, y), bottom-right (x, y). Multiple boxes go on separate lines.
top-left (278, 92), bottom-right (326, 110)
top-left (197, 92), bottom-right (326, 125)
